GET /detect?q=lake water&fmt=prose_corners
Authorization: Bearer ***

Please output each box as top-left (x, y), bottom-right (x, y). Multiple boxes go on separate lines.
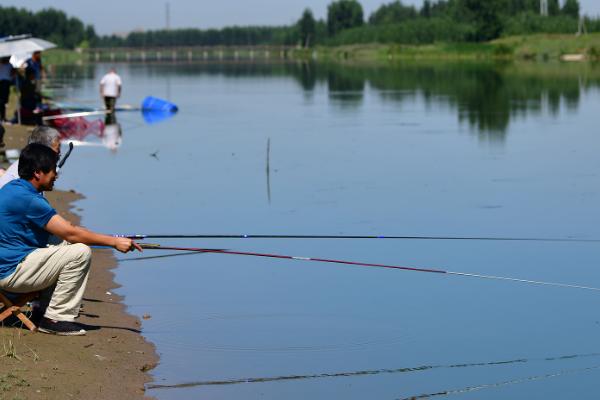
top-left (51, 60), bottom-right (600, 399)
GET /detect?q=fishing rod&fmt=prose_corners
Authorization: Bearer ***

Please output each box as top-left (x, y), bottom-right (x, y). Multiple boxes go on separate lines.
top-left (139, 243), bottom-right (600, 292)
top-left (118, 233), bottom-right (600, 243)
top-left (56, 142), bottom-right (74, 172)
top-left (42, 110), bottom-right (111, 121)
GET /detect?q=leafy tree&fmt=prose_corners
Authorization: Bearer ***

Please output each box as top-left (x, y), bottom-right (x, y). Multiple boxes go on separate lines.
top-left (505, 0), bottom-right (538, 16)
top-left (421, 0), bottom-right (432, 18)
top-left (298, 8), bottom-right (316, 47)
top-left (0, 6), bottom-right (92, 48)
top-left (459, 0), bottom-right (505, 41)
top-left (369, 1), bottom-right (418, 25)
top-left (327, 0), bottom-right (364, 36)
top-left (548, 0), bottom-right (560, 16)
top-left (562, 0), bottom-right (580, 18)
top-left (430, 0), bottom-right (452, 18)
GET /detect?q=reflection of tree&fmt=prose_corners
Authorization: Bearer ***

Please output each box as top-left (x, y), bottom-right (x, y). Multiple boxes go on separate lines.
top-left (327, 67), bottom-right (365, 107)
top-left (457, 66), bottom-right (510, 137)
top-left (362, 62), bottom-right (585, 140)
top-left (57, 61), bottom-right (595, 140)
top-left (297, 62), bottom-right (317, 91)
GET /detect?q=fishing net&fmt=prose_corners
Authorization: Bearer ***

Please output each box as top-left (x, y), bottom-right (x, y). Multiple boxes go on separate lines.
top-left (49, 115), bottom-right (105, 141)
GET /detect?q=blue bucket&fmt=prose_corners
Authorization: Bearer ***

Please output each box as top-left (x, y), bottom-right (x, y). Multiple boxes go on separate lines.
top-left (141, 96), bottom-right (178, 112)
top-left (142, 109), bottom-right (177, 125)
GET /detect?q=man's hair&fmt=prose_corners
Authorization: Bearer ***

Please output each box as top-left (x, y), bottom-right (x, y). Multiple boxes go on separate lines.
top-left (18, 143), bottom-right (59, 180)
top-left (28, 126), bottom-right (60, 148)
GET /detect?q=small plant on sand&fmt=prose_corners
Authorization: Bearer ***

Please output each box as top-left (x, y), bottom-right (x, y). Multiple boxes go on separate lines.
top-left (0, 337), bottom-right (21, 361)
top-left (0, 373), bottom-right (29, 399)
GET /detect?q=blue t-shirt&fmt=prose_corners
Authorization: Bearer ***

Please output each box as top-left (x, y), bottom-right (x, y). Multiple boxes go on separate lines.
top-left (0, 179), bottom-right (56, 279)
top-left (25, 59), bottom-right (42, 81)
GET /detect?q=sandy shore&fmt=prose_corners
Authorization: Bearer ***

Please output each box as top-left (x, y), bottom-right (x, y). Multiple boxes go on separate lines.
top-left (0, 124), bottom-right (158, 399)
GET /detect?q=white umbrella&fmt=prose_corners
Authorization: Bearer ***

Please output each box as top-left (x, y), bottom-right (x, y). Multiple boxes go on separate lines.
top-left (8, 53), bottom-right (30, 68)
top-left (0, 35), bottom-right (56, 58)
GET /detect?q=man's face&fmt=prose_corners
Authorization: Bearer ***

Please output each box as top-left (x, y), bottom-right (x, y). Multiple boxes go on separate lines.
top-left (37, 168), bottom-right (58, 191)
top-left (51, 140), bottom-right (61, 157)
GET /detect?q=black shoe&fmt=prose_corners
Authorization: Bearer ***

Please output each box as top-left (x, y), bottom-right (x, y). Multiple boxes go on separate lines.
top-left (38, 317), bottom-right (87, 336)
top-left (30, 307), bottom-right (44, 326)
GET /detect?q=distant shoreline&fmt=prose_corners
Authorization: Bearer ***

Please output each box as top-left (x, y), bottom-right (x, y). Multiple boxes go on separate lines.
top-left (45, 33), bottom-right (600, 65)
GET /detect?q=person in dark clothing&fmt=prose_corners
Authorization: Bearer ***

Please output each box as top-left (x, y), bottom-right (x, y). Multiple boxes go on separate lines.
top-left (17, 68), bottom-right (42, 125)
top-left (0, 57), bottom-right (14, 122)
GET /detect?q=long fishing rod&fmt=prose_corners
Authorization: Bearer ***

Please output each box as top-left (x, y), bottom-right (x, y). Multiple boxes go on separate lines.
top-left (139, 243), bottom-right (600, 292)
top-left (42, 110), bottom-right (110, 121)
top-left (119, 233), bottom-right (600, 243)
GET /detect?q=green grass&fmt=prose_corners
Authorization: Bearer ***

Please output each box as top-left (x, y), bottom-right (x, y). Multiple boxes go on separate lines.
top-left (0, 373), bottom-right (29, 400)
top-left (301, 33), bottom-right (600, 62)
top-left (494, 33), bottom-right (600, 60)
top-left (38, 33), bottom-right (600, 65)
top-left (43, 49), bottom-right (85, 65)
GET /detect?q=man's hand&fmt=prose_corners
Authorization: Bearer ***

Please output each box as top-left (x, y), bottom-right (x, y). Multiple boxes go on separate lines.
top-left (113, 237), bottom-right (143, 253)
top-left (46, 215), bottom-right (143, 253)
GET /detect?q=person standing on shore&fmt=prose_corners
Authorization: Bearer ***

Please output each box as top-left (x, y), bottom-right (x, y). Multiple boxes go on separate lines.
top-left (0, 57), bottom-right (14, 123)
top-left (99, 67), bottom-right (122, 112)
top-left (25, 51), bottom-right (44, 97)
top-left (0, 124), bottom-right (4, 151)
top-left (0, 143), bottom-right (141, 336)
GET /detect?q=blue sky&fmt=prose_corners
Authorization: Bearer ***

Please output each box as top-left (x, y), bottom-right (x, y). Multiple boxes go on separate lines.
top-left (4, 0), bottom-right (600, 35)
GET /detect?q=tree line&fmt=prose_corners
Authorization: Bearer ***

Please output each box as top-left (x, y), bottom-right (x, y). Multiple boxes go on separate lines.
top-left (320, 0), bottom-right (588, 45)
top-left (0, 1), bottom-right (596, 50)
top-left (0, 6), bottom-right (96, 49)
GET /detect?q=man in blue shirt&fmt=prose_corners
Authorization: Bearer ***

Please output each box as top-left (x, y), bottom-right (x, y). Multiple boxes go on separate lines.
top-left (0, 144), bottom-right (141, 335)
top-left (25, 51), bottom-right (43, 91)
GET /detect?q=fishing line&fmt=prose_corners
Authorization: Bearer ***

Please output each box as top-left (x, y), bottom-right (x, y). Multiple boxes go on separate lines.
top-left (399, 365), bottom-right (600, 400)
top-left (138, 244), bottom-right (600, 292)
top-left (120, 233), bottom-right (600, 243)
top-left (117, 250), bottom-right (218, 263)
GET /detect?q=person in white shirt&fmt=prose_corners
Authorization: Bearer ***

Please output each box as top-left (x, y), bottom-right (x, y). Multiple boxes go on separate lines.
top-left (99, 68), bottom-right (122, 112)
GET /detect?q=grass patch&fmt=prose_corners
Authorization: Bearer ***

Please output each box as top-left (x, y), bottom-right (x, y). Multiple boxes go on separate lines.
top-left (303, 33), bottom-right (600, 62)
top-left (0, 338), bottom-right (21, 361)
top-left (0, 373), bottom-right (29, 399)
top-left (43, 49), bottom-right (85, 65)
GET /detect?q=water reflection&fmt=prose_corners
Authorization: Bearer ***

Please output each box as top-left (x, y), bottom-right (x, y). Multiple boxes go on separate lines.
top-left (46, 111), bottom-right (121, 152)
top-left (103, 112), bottom-right (122, 152)
top-left (327, 69), bottom-right (365, 107)
top-left (45, 102), bottom-right (177, 152)
top-left (102, 60), bottom-right (600, 139)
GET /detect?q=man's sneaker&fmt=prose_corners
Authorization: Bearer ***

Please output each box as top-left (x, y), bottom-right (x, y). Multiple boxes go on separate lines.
top-left (38, 317), bottom-right (86, 336)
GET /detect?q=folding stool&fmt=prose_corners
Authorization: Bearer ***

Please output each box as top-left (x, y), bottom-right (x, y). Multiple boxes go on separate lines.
top-left (0, 291), bottom-right (39, 332)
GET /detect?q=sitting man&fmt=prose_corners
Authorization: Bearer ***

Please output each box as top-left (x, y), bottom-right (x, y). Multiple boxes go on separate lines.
top-left (0, 126), bottom-right (60, 189)
top-left (0, 143), bottom-right (141, 335)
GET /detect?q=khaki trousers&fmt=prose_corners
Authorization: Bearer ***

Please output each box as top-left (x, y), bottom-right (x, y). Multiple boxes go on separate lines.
top-left (0, 242), bottom-right (92, 321)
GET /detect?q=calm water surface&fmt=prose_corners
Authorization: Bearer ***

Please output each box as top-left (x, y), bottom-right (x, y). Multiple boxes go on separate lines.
top-left (51, 61), bottom-right (600, 399)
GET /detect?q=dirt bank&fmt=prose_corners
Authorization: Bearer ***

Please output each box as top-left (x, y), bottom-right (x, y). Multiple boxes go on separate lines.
top-left (0, 123), bottom-right (158, 399)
